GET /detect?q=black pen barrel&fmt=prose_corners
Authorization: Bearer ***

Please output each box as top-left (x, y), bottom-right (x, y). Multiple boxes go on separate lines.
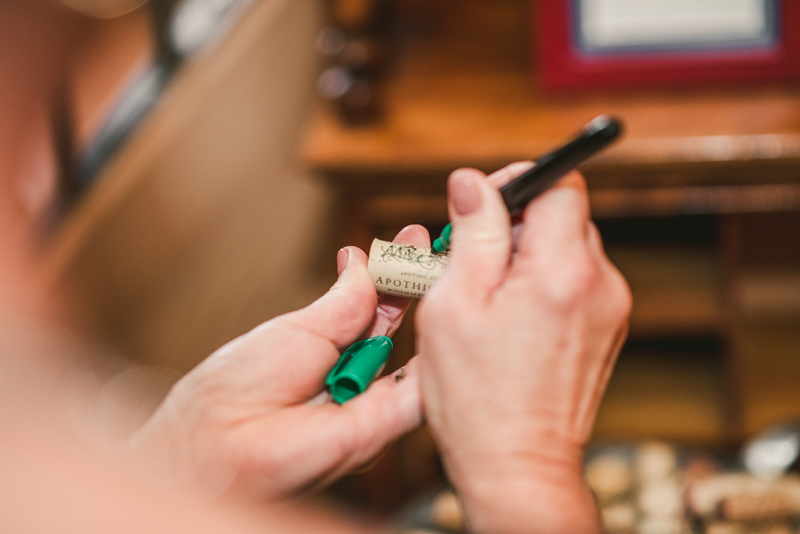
top-left (499, 115), bottom-right (623, 215)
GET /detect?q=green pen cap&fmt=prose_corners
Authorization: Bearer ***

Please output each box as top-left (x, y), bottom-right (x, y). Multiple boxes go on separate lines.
top-left (433, 223), bottom-right (452, 254)
top-left (326, 336), bottom-right (393, 404)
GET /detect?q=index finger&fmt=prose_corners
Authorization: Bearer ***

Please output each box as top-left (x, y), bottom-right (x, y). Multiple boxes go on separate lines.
top-left (485, 161), bottom-right (535, 189)
top-left (512, 171), bottom-right (592, 267)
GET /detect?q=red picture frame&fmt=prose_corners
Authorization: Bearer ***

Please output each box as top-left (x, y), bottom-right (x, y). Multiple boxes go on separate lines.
top-left (535, 0), bottom-right (800, 91)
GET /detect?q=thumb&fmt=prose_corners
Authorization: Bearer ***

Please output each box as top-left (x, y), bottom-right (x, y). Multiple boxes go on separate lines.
top-left (277, 246), bottom-right (377, 350)
top-left (445, 168), bottom-right (512, 297)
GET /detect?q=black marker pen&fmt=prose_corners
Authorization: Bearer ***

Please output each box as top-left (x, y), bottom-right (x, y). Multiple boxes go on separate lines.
top-left (337, 116), bottom-right (623, 404)
top-left (433, 115), bottom-right (623, 253)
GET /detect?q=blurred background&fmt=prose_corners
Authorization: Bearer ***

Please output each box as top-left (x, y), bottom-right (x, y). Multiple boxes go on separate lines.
top-left (34, 0), bottom-right (800, 531)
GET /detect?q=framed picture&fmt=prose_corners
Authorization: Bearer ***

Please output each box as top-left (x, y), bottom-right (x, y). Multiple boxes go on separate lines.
top-left (536, 0), bottom-right (800, 90)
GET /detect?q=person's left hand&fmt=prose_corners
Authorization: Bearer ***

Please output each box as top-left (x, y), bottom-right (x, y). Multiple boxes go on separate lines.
top-left (128, 226), bottom-right (429, 501)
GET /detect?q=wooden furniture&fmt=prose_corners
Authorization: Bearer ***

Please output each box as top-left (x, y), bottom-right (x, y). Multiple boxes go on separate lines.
top-left (303, 0), bottom-right (800, 457)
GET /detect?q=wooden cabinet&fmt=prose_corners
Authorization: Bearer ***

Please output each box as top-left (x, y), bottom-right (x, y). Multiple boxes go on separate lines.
top-left (303, 0), bottom-right (800, 464)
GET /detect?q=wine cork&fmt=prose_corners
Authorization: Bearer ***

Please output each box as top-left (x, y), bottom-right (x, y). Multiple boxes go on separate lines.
top-left (721, 492), bottom-right (800, 521)
top-left (367, 239), bottom-right (449, 299)
top-left (586, 455), bottom-right (633, 502)
top-left (431, 490), bottom-right (464, 531)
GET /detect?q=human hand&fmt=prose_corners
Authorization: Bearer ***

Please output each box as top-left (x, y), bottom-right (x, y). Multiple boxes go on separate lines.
top-left (416, 165), bottom-right (632, 534)
top-left (128, 226), bottom-right (429, 501)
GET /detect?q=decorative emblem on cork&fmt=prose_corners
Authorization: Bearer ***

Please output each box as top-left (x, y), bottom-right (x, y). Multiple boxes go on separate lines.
top-left (368, 238), bottom-right (449, 299)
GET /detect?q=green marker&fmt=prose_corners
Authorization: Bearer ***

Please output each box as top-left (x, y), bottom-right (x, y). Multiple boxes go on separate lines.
top-left (432, 223), bottom-right (452, 254)
top-left (327, 336), bottom-right (393, 404)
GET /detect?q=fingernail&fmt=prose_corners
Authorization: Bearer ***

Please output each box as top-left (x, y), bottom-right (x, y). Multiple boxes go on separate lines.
top-left (507, 160), bottom-right (536, 175)
top-left (449, 170), bottom-right (482, 216)
top-left (337, 248), bottom-right (350, 272)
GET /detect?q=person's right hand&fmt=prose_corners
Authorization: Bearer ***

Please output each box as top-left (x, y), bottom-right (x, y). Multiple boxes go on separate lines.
top-left (416, 165), bottom-right (632, 534)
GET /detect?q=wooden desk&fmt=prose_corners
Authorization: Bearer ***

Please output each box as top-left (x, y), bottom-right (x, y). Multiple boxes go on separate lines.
top-left (305, 0), bottom-right (800, 228)
top-left (303, 0), bottom-right (800, 453)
